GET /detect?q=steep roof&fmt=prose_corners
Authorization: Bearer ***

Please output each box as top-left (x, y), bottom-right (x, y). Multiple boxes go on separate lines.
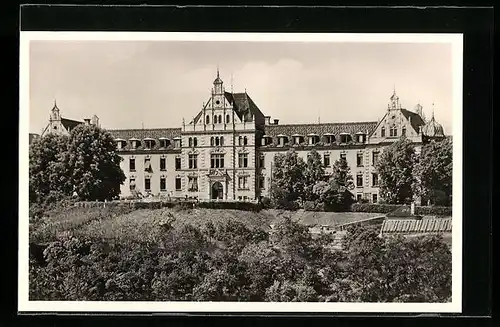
top-left (263, 121), bottom-right (378, 139)
top-left (107, 128), bottom-right (181, 151)
top-left (400, 109), bottom-right (426, 133)
top-left (61, 117), bottom-right (84, 131)
top-left (225, 92), bottom-right (265, 123)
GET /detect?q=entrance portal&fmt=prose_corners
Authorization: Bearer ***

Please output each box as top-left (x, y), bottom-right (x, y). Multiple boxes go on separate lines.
top-left (211, 181), bottom-right (224, 200)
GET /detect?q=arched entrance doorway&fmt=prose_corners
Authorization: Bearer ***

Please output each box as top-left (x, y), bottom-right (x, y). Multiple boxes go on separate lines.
top-left (211, 181), bottom-right (224, 200)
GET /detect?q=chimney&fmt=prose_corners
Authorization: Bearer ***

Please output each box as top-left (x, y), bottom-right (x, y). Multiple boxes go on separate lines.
top-left (264, 116), bottom-right (271, 125)
top-left (84, 118), bottom-right (91, 125)
top-left (274, 119), bottom-right (279, 125)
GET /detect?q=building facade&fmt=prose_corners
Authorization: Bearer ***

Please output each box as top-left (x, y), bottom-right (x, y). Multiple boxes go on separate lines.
top-left (38, 71), bottom-right (446, 203)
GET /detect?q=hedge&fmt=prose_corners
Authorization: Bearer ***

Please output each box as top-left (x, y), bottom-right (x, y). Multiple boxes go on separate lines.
top-left (74, 200), bottom-right (262, 212)
top-left (351, 203), bottom-right (452, 216)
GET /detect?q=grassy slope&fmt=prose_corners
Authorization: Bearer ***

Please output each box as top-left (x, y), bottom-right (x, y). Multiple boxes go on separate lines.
top-left (30, 206), bottom-right (379, 244)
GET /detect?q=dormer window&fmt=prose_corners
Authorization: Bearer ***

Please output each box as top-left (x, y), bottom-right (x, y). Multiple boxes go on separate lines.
top-left (129, 138), bottom-right (140, 149)
top-left (339, 133), bottom-right (351, 144)
top-left (261, 135), bottom-right (272, 146)
top-left (323, 133), bottom-right (335, 144)
top-left (307, 134), bottom-right (319, 145)
top-left (143, 138), bottom-right (155, 150)
top-left (292, 134), bottom-right (304, 145)
top-left (115, 138), bottom-right (126, 150)
top-left (159, 137), bottom-right (170, 148)
top-left (173, 137), bottom-right (181, 148)
top-left (277, 135), bottom-right (288, 147)
top-left (356, 132), bottom-right (366, 143)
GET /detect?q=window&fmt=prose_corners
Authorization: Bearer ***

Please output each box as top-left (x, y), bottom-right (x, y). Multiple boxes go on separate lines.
top-left (340, 153), bottom-right (347, 160)
top-left (193, 137), bottom-right (198, 147)
top-left (259, 176), bottom-right (265, 189)
top-left (238, 153), bottom-right (249, 168)
top-left (160, 177), bottom-right (166, 191)
top-left (211, 154), bottom-right (225, 168)
top-left (215, 137), bottom-right (220, 146)
top-left (144, 158), bottom-right (152, 172)
top-left (226, 114), bottom-right (230, 123)
top-left (220, 136), bottom-right (224, 146)
top-left (218, 115), bottom-right (222, 124)
top-left (357, 153), bottom-right (363, 167)
top-left (174, 139), bottom-right (181, 148)
top-left (381, 127), bottom-right (386, 137)
top-left (206, 115), bottom-right (210, 124)
top-left (188, 154), bottom-right (198, 169)
top-left (238, 176), bottom-right (249, 189)
top-left (238, 136), bottom-right (242, 146)
top-left (259, 155), bottom-right (265, 169)
top-left (323, 153), bottom-right (330, 167)
top-left (144, 178), bottom-right (151, 191)
top-left (372, 194), bottom-right (378, 203)
top-left (129, 158), bottom-right (136, 172)
top-left (175, 157), bottom-right (181, 170)
top-left (188, 137), bottom-right (192, 147)
top-left (390, 126), bottom-right (397, 137)
top-left (211, 137), bottom-right (214, 146)
top-left (357, 194), bottom-right (362, 202)
top-left (175, 177), bottom-right (182, 191)
top-left (372, 173), bottom-right (379, 187)
top-left (356, 174), bottom-right (363, 187)
top-left (160, 157), bottom-right (166, 171)
top-left (243, 136), bottom-right (248, 145)
top-left (188, 177), bottom-right (198, 192)
top-left (129, 178), bottom-right (136, 191)
top-left (402, 127), bottom-right (406, 136)
top-left (372, 151), bottom-right (379, 166)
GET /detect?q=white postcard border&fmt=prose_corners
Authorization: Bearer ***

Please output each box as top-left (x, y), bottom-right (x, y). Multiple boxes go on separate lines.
top-left (19, 32), bottom-right (463, 313)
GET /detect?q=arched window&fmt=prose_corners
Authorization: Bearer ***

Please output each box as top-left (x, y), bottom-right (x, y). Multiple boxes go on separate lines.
top-left (402, 127), bottom-right (406, 136)
top-left (238, 136), bottom-right (242, 146)
top-left (243, 136), bottom-right (248, 145)
top-left (220, 136), bottom-right (224, 146)
top-left (381, 127), bottom-right (386, 137)
top-left (188, 137), bottom-right (192, 147)
top-left (206, 115), bottom-right (210, 124)
top-left (215, 137), bottom-right (220, 146)
top-left (211, 137), bottom-right (214, 146)
top-left (218, 115), bottom-right (222, 124)
top-left (226, 114), bottom-right (230, 123)
top-left (193, 137), bottom-right (198, 147)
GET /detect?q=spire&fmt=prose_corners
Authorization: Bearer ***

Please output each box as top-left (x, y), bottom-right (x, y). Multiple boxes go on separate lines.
top-left (431, 102), bottom-right (435, 120)
top-left (52, 99), bottom-right (59, 111)
top-left (217, 65), bottom-right (220, 79)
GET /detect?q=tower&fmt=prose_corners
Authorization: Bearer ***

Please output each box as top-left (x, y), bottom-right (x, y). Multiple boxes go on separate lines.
top-left (388, 87), bottom-right (401, 110)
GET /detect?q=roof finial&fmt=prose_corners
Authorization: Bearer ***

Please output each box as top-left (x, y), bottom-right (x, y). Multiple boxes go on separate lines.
top-left (431, 102), bottom-right (435, 119)
top-left (231, 73), bottom-right (234, 94)
top-left (217, 65), bottom-right (219, 78)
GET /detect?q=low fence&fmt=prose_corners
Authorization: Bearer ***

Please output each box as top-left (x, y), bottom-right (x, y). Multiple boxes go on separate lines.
top-left (334, 215), bottom-right (387, 232)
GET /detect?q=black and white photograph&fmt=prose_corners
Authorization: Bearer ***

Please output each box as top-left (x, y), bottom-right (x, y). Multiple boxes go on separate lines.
top-left (19, 32), bottom-right (463, 313)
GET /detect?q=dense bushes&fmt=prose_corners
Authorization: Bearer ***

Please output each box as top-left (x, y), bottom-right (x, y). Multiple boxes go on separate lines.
top-left (351, 203), bottom-right (452, 216)
top-left (30, 217), bottom-right (452, 302)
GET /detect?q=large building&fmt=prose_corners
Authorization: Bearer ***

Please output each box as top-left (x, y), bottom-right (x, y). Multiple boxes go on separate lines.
top-left (38, 71), bottom-right (446, 203)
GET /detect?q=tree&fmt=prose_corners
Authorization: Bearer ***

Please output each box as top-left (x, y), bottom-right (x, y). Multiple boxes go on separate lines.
top-left (413, 139), bottom-right (453, 206)
top-left (66, 124), bottom-right (126, 201)
top-left (377, 136), bottom-right (416, 204)
top-left (29, 133), bottom-right (71, 204)
top-left (269, 149), bottom-right (306, 206)
top-left (311, 158), bottom-right (354, 211)
top-left (330, 158), bottom-right (354, 190)
top-left (303, 150), bottom-right (325, 201)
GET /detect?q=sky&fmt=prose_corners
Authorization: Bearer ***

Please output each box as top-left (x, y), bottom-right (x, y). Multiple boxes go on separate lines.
top-left (29, 40), bottom-right (454, 135)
